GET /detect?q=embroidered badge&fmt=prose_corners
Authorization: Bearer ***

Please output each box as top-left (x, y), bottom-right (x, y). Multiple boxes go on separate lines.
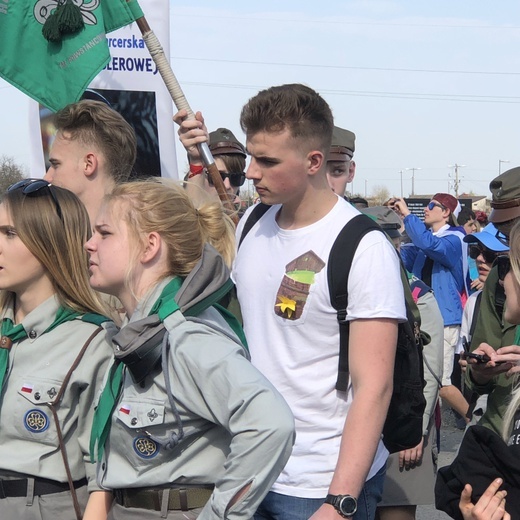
top-left (47, 387), bottom-right (57, 399)
top-left (147, 408), bottom-right (158, 422)
top-left (21, 383), bottom-right (34, 394)
top-left (119, 404), bottom-right (131, 415)
top-left (133, 436), bottom-right (159, 459)
top-left (24, 409), bottom-right (50, 433)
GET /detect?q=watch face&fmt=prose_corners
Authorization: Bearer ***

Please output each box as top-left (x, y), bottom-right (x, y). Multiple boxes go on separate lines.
top-left (339, 495), bottom-right (357, 516)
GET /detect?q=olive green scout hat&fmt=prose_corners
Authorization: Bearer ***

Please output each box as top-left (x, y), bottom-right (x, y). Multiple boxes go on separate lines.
top-left (489, 167), bottom-right (520, 223)
top-left (362, 206), bottom-right (402, 239)
top-left (329, 126), bottom-right (356, 162)
top-left (209, 128), bottom-right (246, 157)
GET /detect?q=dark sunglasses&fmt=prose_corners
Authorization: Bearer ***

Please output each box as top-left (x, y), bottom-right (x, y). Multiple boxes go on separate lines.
top-left (427, 201), bottom-right (446, 211)
top-left (494, 255), bottom-right (511, 281)
top-left (468, 244), bottom-right (501, 264)
top-left (206, 171), bottom-right (246, 188)
top-left (8, 179), bottom-right (63, 222)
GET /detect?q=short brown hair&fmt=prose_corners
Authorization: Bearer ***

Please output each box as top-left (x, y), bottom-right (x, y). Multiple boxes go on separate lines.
top-left (240, 84), bottom-right (334, 152)
top-left (54, 100), bottom-right (137, 183)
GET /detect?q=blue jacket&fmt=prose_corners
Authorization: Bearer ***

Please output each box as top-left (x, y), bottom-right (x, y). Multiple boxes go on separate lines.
top-left (400, 214), bottom-right (465, 327)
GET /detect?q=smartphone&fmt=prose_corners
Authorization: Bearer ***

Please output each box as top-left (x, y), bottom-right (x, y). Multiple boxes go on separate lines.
top-left (464, 352), bottom-right (491, 364)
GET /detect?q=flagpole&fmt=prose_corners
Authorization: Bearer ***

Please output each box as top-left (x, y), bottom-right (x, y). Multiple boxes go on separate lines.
top-left (133, 16), bottom-right (238, 222)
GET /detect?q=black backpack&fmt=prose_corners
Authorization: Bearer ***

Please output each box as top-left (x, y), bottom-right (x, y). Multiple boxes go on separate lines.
top-left (240, 204), bottom-right (426, 454)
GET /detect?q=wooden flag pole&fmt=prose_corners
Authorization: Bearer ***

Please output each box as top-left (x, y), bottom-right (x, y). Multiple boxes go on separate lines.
top-left (134, 16), bottom-right (238, 222)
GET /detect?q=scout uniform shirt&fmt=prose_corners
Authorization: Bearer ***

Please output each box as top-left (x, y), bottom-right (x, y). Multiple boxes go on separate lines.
top-left (97, 277), bottom-right (295, 519)
top-left (0, 294), bottom-right (115, 491)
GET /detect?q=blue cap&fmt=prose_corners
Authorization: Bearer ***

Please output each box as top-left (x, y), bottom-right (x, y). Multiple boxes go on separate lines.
top-left (463, 223), bottom-right (509, 252)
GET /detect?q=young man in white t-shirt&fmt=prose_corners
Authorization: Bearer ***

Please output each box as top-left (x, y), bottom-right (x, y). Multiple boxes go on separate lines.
top-left (173, 84), bottom-right (406, 520)
top-left (234, 84), bottom-right (406, 520)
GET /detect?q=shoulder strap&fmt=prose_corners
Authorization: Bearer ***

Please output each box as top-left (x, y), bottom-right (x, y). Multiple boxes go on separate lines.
top-left (48, 325), bottom-right (104, 520)
top-left (328, 214), bottom-right (382, 391)
top-left (238, 203), bottom-right (270, 249)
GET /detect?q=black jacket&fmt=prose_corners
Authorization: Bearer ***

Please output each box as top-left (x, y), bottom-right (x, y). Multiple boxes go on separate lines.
top-left (435, 425), bottom-right (520, 519)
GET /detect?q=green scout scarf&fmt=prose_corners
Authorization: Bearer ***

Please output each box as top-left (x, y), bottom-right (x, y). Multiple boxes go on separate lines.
top-left (0, 306), bottom-right (81, 391)
top-left (90, 277), bottom-right (182, 463)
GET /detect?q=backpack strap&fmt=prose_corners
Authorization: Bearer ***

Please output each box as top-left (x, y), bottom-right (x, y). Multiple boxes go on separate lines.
top-left (328, 214), bottom-right (421, 392)
top-left (238, 203), bottom-right (271, 249)
top-left (328, 214), bottom-right (382, 391)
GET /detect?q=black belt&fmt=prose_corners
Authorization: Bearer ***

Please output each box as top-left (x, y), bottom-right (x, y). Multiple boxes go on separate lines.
top-left (115, 487), bottom-right (213, 511)
top-left (0, 476), bottom-right (87, 499)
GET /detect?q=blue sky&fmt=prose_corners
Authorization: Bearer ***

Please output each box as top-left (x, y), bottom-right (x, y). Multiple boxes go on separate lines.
top-left (2, 1), bottom-right (520, 198)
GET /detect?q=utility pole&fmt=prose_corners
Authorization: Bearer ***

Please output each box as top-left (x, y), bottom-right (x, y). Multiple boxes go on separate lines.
top-left (448, 164), bottom-right (466, 198)
top-left (399, 170), bottom-right (404, 198)
top-left (499, 159), bottom-right (510, 175)
top-left (405, 167), bottom-right (421, 196)
top-left (364, 179), bottom-right (368, 197)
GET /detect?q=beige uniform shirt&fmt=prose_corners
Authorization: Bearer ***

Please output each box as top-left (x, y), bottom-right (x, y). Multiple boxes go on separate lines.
top-left (0, 295), bottom-right (116, 492)
top-left (98, 280), bottom-right (295, 519)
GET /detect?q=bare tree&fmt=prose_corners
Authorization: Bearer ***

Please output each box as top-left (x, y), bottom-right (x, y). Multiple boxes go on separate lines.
top-left (0, 156), bottom-right (26, 193)
top-left (371, 184), bottom-right (390, 206)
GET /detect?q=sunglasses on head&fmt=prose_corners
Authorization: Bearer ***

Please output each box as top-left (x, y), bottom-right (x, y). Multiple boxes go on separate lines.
top-left (206, 171), bottom-right (246, 188)
top-left (494, 255), bottom-right (511, 281)
top-left (427, 201), bottom-right (446, 211)
top-left (8, 179), bottom-right (63, 222)
top-left (468, 244), bottom-right (501, 264)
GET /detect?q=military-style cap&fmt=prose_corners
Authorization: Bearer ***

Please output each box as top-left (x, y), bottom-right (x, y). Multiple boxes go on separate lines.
top-left (489, 167), bottom-right (520, 223)
top-left (361, 206), bottom-right (402, 238)
top-left (209, 128), bottom-right (246, 157)
top-left (329, 126), bottom-right (355, 162)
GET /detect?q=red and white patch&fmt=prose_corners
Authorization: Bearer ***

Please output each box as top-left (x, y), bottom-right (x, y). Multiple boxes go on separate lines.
top-left (119, 404), bottom-right (131, 415)
top-left (21, 383), bottom-right (34, 393)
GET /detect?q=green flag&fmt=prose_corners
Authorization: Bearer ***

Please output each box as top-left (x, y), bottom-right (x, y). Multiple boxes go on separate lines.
top-left (0, 0), bottom-right (144, 112)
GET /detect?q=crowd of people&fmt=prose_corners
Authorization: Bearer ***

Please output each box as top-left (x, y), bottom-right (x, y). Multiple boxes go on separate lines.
top-left (0, 83), bottom-right (519, 520)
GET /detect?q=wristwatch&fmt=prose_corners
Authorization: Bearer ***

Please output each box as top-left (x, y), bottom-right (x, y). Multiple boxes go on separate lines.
top-left (324, 494), bottom-right (358, 518)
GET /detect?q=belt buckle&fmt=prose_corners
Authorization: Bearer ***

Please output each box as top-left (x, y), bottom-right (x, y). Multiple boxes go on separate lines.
top-left (0, 480), bottom-right (6, 499)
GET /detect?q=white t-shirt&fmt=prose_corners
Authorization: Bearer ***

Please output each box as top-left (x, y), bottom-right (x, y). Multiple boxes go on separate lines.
top-left (233, 198), bottom-right (406, 498)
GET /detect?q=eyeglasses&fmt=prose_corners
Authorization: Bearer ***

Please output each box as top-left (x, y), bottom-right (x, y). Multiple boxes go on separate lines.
top-left (427, 201), bottom-right (446, 211)
top-left (468, 244), bottom-right (501, 264)
top-left (8, 179), bottom-right (63, 222)
top-left (206, 171), bottom-right (246, 188)
top-left (494, 255), bottom-right (511, 281)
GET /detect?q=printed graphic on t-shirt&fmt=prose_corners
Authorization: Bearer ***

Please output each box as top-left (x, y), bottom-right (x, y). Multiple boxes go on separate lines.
top-left (274, 251), bottom-right (325, 320)
top-left (508, 411), bottom-right (520, 458)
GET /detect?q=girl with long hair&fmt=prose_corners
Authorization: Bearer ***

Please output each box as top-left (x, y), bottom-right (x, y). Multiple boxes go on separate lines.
top-left (0, 179), bottom-right (116, 519)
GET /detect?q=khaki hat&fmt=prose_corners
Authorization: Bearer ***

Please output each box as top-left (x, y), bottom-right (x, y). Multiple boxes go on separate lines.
top-left (489, 167), bottom-right (520, 223)
top-left (329, 126), bottom-right (355, 162)
top-left (209, 128), bottom-right (246, 157)
top-left (361, 206), bottom-right (402, 238)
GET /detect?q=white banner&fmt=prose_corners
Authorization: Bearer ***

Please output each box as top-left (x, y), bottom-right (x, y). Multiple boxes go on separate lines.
top-left (30, 0), bottom-right (177, 179)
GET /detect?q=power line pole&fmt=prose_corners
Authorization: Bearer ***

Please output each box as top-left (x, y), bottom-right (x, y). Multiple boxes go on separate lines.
top-left (405, 167), bottom-right (421, 196)
top-left (448, 164), bottom-right (466, 197)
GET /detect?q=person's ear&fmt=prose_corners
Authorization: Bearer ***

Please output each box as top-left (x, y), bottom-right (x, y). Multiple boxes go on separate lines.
top-left (83, 152), bottom-right (98, 178)
top-left (307, 150), bottom-right (325, 176)
top-left (347, 160), bottom-right (356, 183)
top-left (141, 232), bottom-right (162, 264)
